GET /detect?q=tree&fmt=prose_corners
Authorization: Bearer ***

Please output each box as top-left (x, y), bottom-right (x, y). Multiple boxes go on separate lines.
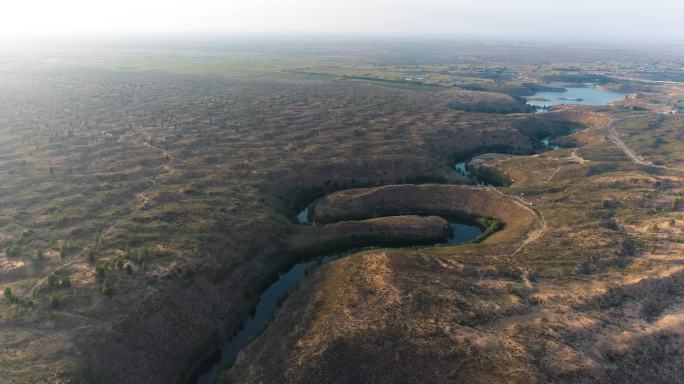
top-left (4, 287), bottom-right (17, 305)
top-left (4, 287), bottom-right (12, 301)
top-left (61, 276), bottom-right (71, 288)
top-left (5, 244), bottom-right (21, 258)
top-left (34, 249), bottom-right (44, 262)
top-left (47, 273), bottom-right (58, 287)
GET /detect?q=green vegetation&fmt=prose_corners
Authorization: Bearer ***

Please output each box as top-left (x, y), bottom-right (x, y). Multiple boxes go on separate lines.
top-left (4, 243), bottom-right (22, 258)
top-left (101, 280), bottom-right (112, 296)
top-left (542, 73), bottom-right (618, 84)
top-left (475, 217), bottom-right (505, 242)
top-left (175, 329), bottom-right (221, 384)
top-left (49, 294), bottom-right (60, 309)
top-left (470, 165), bottom-right (512, 187)
top-left (47, 273), bottom-right (58, 288)
top-left (3, 287), bottom-right (18, 305)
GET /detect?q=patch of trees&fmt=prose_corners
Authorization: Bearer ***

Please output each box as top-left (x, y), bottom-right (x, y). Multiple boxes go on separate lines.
top-left (176, 328), bottom-right (221, 384)
top-left (341, 75), bottom-right (443, 89)
top-left (634, 70), bottom-right (684, 83)
top-left (458, 83), bottom-right (564, 97)
top-left (542, 74), bottom-right (618, 84)
top-left (647, 115), bottom-right (666, 130)
top-left (451, 144), bottom-right (534, 163)
top-left (470, 166), bottom-right (512, 187)
top-left (474, 217), bottom-right (504, 242)
top-left (447, 99), bottom-right (534, 114)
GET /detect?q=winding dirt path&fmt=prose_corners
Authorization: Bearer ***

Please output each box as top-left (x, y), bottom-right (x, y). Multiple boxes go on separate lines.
top-left (606, 117), bottom-right (684, 173)
top-left (546, 149), bottom-right (584, 182)
top-left (607, 120), bottom-right (653, 167)
top-left (486, 187), bottom-right (547, 256)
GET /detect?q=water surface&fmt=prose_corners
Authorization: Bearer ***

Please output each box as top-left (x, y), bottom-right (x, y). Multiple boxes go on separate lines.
top-left (527, 86), bottom-right (625, 110)
top-left (454, 161), bottom-right (491, 186)
top-left (192, 217), bottom-right (482, 383)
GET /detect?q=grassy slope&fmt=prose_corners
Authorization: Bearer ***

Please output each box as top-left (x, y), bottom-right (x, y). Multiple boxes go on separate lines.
top-left (223, 106), bottom-right (684, 383)
top-left (0, 58), bottom-right (567, 383)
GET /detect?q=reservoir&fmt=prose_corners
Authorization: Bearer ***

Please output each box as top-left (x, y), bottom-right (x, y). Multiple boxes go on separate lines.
top-left (527, 86), bottom-right (626, 110)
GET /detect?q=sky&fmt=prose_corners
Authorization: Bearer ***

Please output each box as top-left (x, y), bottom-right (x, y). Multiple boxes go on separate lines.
top-left (1, 0), bottom-right (683, 42)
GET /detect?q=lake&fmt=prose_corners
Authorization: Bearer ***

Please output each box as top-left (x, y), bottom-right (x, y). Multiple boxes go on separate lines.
top-left (527, 86), bottom-right (626, 110)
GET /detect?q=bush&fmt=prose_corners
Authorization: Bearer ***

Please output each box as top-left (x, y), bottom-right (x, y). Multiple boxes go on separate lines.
top-left (49, 294), bottom-right (60, 309)
top-left (87, 248), bottom-right (97, 262)
top-left (5, 243), bottom-right (21, 258)
top-left (47, 273), bottom-right (58, 287)
top-left (95, 266), bottom-right (105, 279)
top-left (137, 248), bottom-right (147, 263)
top-left (61, 276), bottom-right (71, 288)
top-left (101, 280), bottom-right (112, 296)
top-left (3, 287), bottom-right (18, 304)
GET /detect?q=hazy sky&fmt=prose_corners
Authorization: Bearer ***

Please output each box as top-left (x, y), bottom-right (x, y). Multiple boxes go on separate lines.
top-left (2, 0), bottom-right (683, 42)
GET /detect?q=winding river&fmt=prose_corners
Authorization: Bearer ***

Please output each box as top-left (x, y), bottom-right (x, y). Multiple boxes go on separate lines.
top-left (186, 82), bottom-right (625, 383)
top-left (191, 207), bottom-right (483, 384)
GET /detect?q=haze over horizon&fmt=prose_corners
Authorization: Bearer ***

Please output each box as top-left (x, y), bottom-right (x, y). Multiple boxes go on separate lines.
top-left (1, 0), bottom-right (683, 44)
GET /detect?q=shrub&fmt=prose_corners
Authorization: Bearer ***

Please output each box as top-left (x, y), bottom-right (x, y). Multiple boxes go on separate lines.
top-left (87, 248), bottom-right (97, 262)
top-left (61, 276), bottom-right (71, 288)
top-left (47, 273), bottom-right (58, 287)
top-left (95, 266), bottom-right (105, 279)
top-left (49, 294), bottom-right (60, 309)
top-left (5, 243), bottom-right (21, 258)
top-left (137, 248), bottom-right (147, 263)
top-left (101, 280), bottom-right (112, 296)
top-left (3, 287), bottom-right (17, 304)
